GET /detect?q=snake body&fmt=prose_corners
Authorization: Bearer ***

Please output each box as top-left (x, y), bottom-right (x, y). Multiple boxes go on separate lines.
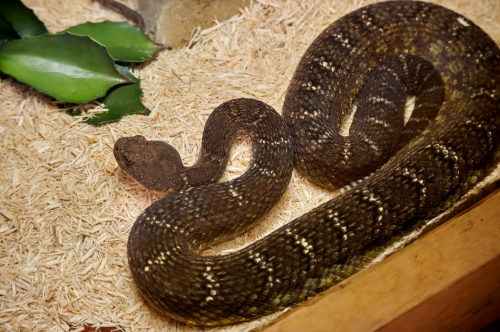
top-left (113, 1), bottom-right (500, 326)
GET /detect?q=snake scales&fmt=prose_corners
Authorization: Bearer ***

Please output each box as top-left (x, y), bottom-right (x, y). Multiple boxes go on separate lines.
top-left (113, 1), bottom-right (500, 326)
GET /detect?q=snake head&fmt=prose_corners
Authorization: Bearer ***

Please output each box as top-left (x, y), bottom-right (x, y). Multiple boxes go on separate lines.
top-left (113, 135), bottom-right (188, 193)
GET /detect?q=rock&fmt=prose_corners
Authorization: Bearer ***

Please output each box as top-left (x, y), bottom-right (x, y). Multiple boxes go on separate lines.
top-left (138, 0), bottom-right (250, 48)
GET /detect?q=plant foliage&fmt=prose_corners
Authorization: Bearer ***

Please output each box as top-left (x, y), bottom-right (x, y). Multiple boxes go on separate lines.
top-left (0, 0), bottom-right (164, 124)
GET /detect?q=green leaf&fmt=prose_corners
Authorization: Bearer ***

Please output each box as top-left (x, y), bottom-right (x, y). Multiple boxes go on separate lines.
top-left (82, 65), bottom-right (151, 124)
top-left (0, 13), bottom-right (20, 45)
top-left (0, 0), bottom-right (47, 38)
top-left (64, 21), bottom-right (164, 62)
top-left (0, 33), bottom-right (132, 103)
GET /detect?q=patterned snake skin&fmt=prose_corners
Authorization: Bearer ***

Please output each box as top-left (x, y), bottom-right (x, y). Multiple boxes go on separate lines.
top-left (113, 1), bottom-right (500, 326)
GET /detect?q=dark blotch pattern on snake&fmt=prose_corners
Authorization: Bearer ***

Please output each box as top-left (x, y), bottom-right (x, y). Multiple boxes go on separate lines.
top-left (113, 1), bottom-right (500, 326)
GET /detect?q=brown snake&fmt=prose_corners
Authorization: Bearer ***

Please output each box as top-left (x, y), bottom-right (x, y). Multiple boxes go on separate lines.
top-left (113, 1), bottom-right (500, 326)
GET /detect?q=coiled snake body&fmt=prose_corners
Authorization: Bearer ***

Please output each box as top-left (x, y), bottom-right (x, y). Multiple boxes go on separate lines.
top-left (113, 1), bottom-right (500, 326)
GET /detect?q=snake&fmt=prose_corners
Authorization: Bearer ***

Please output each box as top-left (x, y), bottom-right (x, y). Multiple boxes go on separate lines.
top-left (113, 1), bottom-right (500, 326)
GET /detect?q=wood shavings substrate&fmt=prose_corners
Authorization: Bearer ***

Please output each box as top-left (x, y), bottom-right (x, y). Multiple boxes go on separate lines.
top-left (1, 0), bottom-right (500, 331)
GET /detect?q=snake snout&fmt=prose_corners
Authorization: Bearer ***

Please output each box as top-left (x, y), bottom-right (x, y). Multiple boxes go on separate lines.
top-left (114, 136), bottom-right (188, 193)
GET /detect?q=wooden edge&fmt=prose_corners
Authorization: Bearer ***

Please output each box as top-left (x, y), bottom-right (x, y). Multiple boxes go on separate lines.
top-left (376, 255), bottom-right (500, 332)
top-left (259, 189), bottom-right (500, 332)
